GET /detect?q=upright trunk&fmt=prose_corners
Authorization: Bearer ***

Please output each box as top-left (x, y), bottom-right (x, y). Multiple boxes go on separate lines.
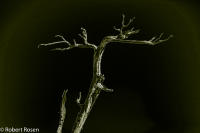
top-left (71, 45), bottom-right (106, 133)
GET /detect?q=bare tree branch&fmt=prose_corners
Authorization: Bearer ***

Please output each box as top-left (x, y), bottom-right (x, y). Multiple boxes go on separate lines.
top-left (113, 14), bottom-right (138, 39)
top-left (57, 89), bottom-right (68, 133)
top-left (107, 34), bottom-right (173, 45)
top-left (38, 28), bottom-right (97, 50)
top-left (121, 14), bottom-right (135, 28)
top-left (96, 83), bottom-right (114, 92)
top-left (102, 14), bottom-right (173, 46)
top-left (76, 92), bottom-right (83, 108)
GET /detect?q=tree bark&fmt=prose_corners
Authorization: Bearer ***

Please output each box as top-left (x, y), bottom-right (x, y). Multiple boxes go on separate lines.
top-left (71, 40), bottom-right (108, 133)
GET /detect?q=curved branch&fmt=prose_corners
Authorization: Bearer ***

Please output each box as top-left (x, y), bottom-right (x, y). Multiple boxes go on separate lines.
top-left (109, 34), bottom-right (173, 45)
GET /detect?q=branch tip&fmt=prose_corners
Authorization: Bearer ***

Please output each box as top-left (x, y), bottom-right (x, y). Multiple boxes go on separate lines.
top-left (37, 44), bottom-right (41, 48)
top-left (73, 39), bottom-right (77, 45)
top-left (113, 26), bottom-right (120, 32)
top-left (102, 87), bottom-right (114, 93)
top-left (62, 89), bottom-right (68, 101)
top-left (122, 14), bottom-right (125, 25)
top-left (76, 92), bottom-right (83, 107)
top-left (169, 34), bottom-right (174, 38)
top-left (148, 33), bottom-right (174, 45)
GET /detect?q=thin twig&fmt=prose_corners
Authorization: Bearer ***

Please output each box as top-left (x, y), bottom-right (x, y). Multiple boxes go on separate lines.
top-left (76, 92), bottom-right (83, 107)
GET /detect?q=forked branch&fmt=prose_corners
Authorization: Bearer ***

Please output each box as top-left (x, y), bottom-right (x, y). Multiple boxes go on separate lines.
top-left (103, 14), bottom-right (173, 46)
top-left (113, 14), bottom-right (139, 39)
top-left (38, 28), bottom-right (97, 51)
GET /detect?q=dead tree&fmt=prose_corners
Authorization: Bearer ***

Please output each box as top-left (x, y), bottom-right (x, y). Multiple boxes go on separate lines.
top-left (38, 14), bottom-right (173, 133)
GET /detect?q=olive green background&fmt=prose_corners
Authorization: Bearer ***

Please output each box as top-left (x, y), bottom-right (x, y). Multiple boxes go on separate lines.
top-left (0, 0), bottom-right (200, 133)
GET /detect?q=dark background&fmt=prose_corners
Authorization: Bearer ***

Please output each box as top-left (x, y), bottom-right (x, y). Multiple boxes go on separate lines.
top-left (0, 0), bottom-right (200, 133)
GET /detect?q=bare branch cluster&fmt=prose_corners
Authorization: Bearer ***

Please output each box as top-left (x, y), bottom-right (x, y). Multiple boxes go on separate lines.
top-left (149, 33), bottom-right (173, 45)
top-left (102, 14), bottom-right (173, 46)
top-left (38, 28), bottom-right (97, 51)
top-left (113, 14), bottom-right (140, 39)
top-left (39, 14), bottom-right (173, 52)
